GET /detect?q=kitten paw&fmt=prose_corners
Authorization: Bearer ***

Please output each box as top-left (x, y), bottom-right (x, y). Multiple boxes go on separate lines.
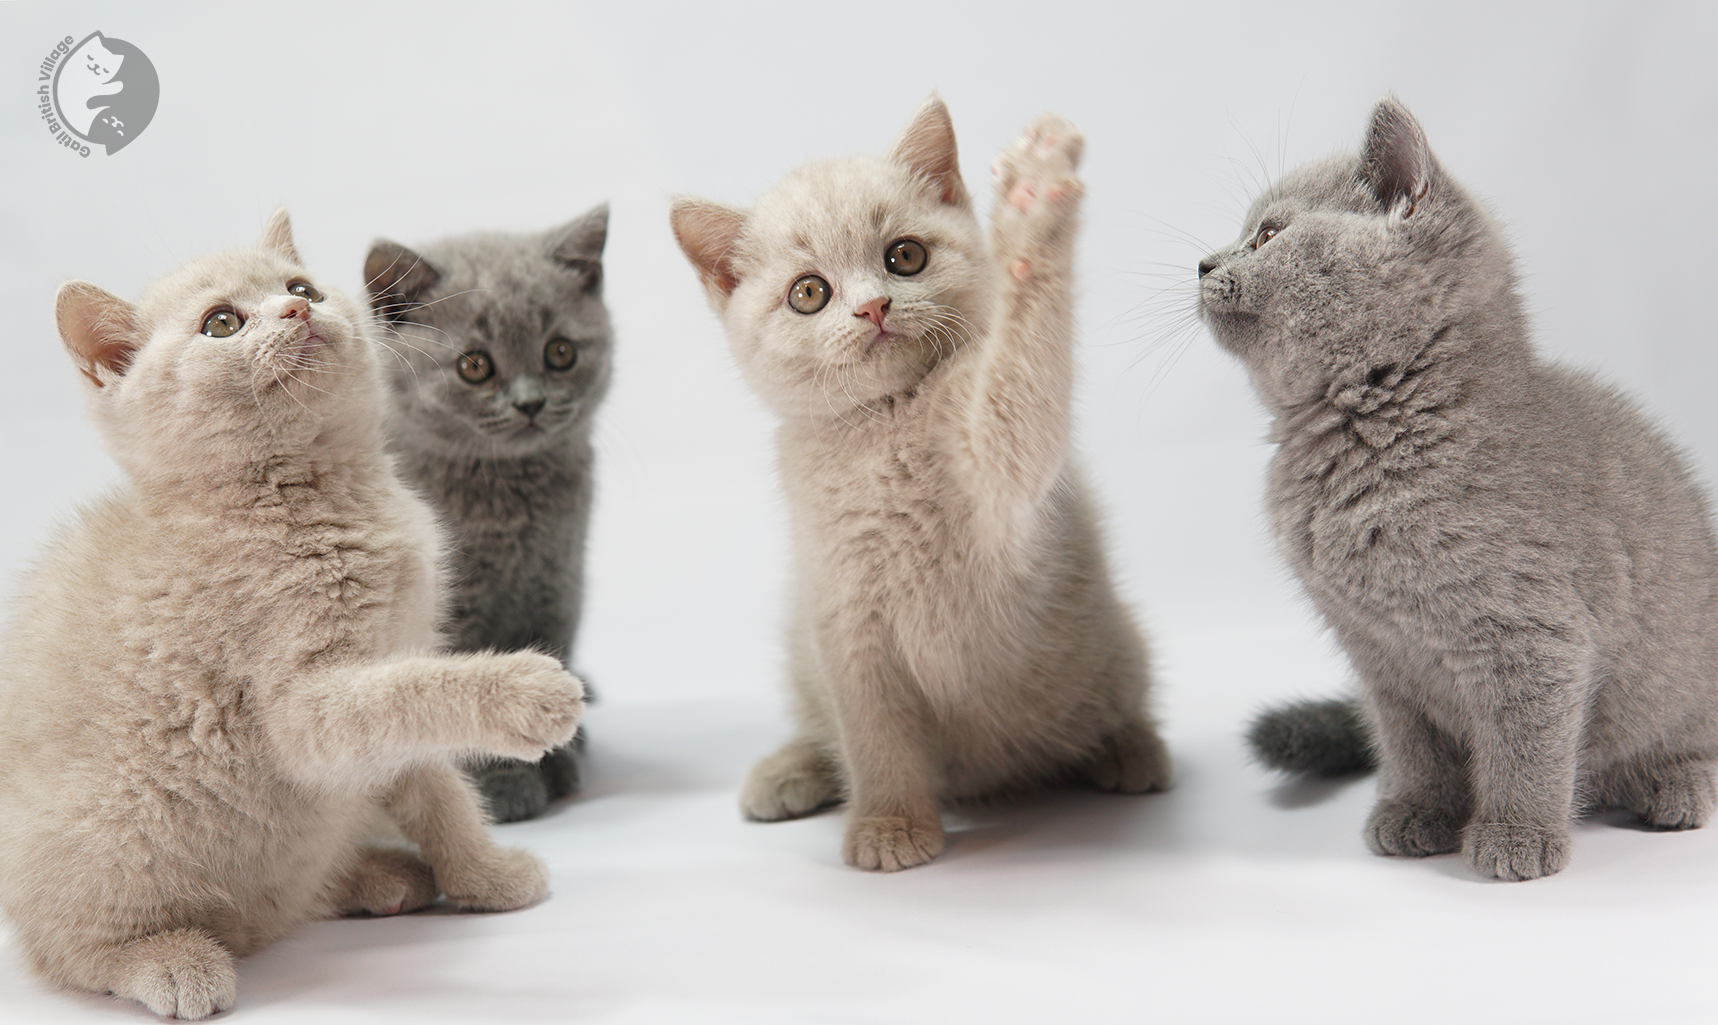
top-left (1086, 723), bottom-right (1174, 793)
top-left (843, 814), bottom-right (945, 872)
top-left (440, 845), bottom-right (550, 912)
top-left (1364, 798), bottom-right (1465, 857)
top-left (741, 740), bottom-right (843, 821)
top-left (110, 929), bottom-right (237, 1020)
top-left (337, 847), bottom-right (438, 916)
top-left (1462, 822), bottom-right (1572, 881)
top-left (469, 756), bottom-right (552, 824)
top-left (473, 652), bottom-right (585, 762)
top-left (989, 113), bottom-right (1085, 267)
top-left (1639, 763), bottom-right (1715, 830)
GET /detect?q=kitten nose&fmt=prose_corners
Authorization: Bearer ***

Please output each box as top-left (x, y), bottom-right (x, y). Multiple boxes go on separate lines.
top-left (515, 398), bottom-right (546, 419)
top-left (854, 297), bottom-right (890, 328)
top-left (1197, 257), bottom-right (1218, 279)
top-left (281, 296), bottom-right (310, 319)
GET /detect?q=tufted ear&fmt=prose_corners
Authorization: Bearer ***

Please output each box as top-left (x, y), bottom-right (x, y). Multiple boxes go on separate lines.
top-left (888, 94), bottom-right (967, 208)
top-left (548, 203), bottom-right (609, 291)
top-left (56, 281), bottom-right (141, 389)
top-left (363, 240), bottom-right (441, 322)
top-left (1360, 97), bottom-right (1437, 218)
top-left (670, 198), bottom-right (748, 303)
top-left (260, 208), bottom-right (300, 262)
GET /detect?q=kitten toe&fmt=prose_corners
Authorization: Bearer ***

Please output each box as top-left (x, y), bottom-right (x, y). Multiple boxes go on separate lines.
top-left (1461, 822), bottom-right (1572, 881)
top-left (439, 845), bottom-right (551, 912)
top-left (474, 652), bottom-right (586, 761)
top-left (843, 814), bottom-right (945, 872)
top-left (1364, 799), bottom-right (1465, 857)
top-left (105, 929), bottom-right (237, 1020)
top-left (741, 740), bottom-right (842, 822)
top-left (337, 847), bottom-right (438, 916)
top-left (1085, 723), bottom-right (1173, 793)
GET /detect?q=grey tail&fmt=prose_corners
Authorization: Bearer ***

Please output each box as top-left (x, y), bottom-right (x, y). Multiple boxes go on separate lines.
top-left (1246, 697), bottom-right (1375, 776)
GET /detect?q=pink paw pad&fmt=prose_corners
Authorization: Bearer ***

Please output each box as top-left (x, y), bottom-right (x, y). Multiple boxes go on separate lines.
top-left (1010, 259), bottom-right (1030, 281)
top-left (1009, 184), bottom-right (1036, 211)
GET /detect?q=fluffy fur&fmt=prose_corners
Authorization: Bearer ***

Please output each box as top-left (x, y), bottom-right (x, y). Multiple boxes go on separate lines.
top-left (366, 207), bottom-right (612, 822)
top-left (671, 98), bottom-right (1170, 872)
top-left (0, 213), bottom-right (585, 1018)
top-left (1198, 98), bottom-right (1718, 880)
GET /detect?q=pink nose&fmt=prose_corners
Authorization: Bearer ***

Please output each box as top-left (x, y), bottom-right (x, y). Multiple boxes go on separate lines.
top-left (281, 296), bottom-right (310, 320)
top-left (854, 296), bottom-right (890, 328)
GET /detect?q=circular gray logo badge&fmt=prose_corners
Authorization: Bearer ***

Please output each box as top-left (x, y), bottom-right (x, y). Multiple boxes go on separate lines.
top-left (50, 32), bottom-right (159, 155)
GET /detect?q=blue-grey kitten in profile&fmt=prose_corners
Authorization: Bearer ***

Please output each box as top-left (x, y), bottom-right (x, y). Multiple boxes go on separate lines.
top-left (1199, 98), bottom-right (1718, 881)
top-left (365, 205), bottom-right (612, 822)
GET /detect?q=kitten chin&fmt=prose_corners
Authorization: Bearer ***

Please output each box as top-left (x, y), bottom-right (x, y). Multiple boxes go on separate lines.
top-left (1201, 97), bottom-right (1718, 881)
top-left (674, 96), bottom-right (1170, 873)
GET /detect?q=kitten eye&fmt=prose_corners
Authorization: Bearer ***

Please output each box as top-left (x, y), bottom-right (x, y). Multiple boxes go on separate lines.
top-left (200, 308), bottom-right (245, 338)
top-left (287, 280), bottom-right (324, 302)
top-left (544, 337), bottom-right (577, 371)
top-left (884, 238), bottom-right (927, 276)
top-left (1251, 224), bottom-right (1280, 250)
top-left (456, 351), bottom-right (495, 384)
top-left (787, 275), bottom-right (831, 315)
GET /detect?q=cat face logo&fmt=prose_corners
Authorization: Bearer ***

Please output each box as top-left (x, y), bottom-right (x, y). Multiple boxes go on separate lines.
top-left (48, 32), bottom-right (159, 155)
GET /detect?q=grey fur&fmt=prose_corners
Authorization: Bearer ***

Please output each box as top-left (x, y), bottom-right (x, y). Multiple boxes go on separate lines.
top-left (1198, 98), bottom-right (1718, 880)
top-left (366, 205), bottom-right (612, 823)
top-left (1247, 698), bottom-right (1374, 777)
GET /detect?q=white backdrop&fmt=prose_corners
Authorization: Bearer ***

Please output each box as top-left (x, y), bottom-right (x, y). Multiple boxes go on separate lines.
top-left (2, 3), bottom-right (1716, 1022)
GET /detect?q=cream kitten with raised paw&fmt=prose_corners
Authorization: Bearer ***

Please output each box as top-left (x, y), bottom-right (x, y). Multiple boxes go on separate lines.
top-left (0, 212), bottom-right (583, 1018)
top-left (673, 99), bottom-right (1169, 873)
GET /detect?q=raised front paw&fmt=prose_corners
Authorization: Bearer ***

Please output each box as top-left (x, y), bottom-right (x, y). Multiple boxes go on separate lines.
top-left (1364, 798), bottom-right (1465, 857)
top-left (990, 112), bottom-right (1085, 274)
top-left (440, 845), bottom-right (551, 912)
top-left (473, 652), bottom-right (585, 762)
top-left (842, 813), bottom-right (945, 872)
top-left (1462, 822), bottom-right (1572, 881)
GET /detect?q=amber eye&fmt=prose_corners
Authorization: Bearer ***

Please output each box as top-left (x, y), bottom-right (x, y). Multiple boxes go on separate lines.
top-left (1252, 224), bottom-right (1280, 250)
top-left (288, 280), bottom-right (324, 302)
top-left (200, 308), bottom-right (245, 338)
top-left (544, 337), bottom-right (577, 371)
top-left (456, 351), bottom-right (495, 384)
top-left (884, 238), bottom-right (927, 276)
top-left (787, 275), bottom-right (831, 314)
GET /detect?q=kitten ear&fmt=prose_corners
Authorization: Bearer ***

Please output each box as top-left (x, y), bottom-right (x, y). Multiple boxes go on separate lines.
top-left (260, 209), bottom-right (300, 262)
top-left (364, 241), bottom-right (441, 322)
top-left (888, 94), bottom-right (967, 208)
top-left (1361, 97), bottom-right (1436, 218)
top-left (670, 198), bottom-right (747, 302)
top-left (56, 281), bottom-right (141, 389)
top-left (548, 203), bottom-right (608, 292)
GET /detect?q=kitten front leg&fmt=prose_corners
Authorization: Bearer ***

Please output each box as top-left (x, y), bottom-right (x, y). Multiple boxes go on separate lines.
top-left (385, 762), bottom-right (550, 911)
top-left (822, 640), bottom-right (944, 871)
top-left (1363, 686), bottom-right (1471, 858)
top-left (1458, 644), bottom-right (1589, 881)
top-left (259, 650), bottom-right (584, 789)
top-left (951, 115), bottom-right (1086, 539)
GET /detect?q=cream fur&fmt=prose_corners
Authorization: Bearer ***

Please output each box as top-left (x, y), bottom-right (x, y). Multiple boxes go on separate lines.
top-left (0, 213), bottom-right (584, 1018)
top-left (672, 99), bottom-right (1169, 872)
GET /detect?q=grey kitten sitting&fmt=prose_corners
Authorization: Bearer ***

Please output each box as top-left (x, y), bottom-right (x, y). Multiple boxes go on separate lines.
top-left (365, 205), bottom-right (612, 823)
top-left (1198, 98), bottom-right (1718, 881)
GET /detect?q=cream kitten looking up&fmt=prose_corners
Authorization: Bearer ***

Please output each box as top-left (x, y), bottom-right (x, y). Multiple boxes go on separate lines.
top-left (672, 98), bottom-right (1170, 872)
top-left (0, 213), bottom-right (584, 1018)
